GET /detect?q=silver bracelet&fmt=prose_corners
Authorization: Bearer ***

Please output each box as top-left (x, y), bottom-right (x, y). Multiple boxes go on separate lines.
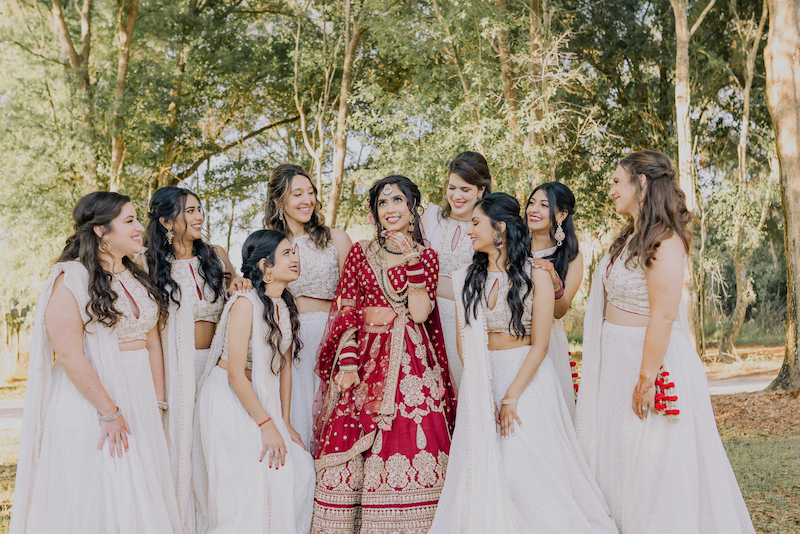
top-left (339, 365), bottom-right (358, 373)
top-left (158, 401), bottom-right (169, 411)
top-left (98, 406), bottom-right (122, 422)
top-left (500, 398), bottom-right (518, 406)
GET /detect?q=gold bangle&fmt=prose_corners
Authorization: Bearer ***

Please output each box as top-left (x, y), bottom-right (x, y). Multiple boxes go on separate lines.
top-left (501, 398), bottom-right (518, 406)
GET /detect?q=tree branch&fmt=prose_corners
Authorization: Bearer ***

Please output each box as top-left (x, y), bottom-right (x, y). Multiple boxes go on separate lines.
top-left (174, 116), bottom-right (300, 182)
top-left (6, 39), bottom-right (66, 65)
top-left (690, 0), bottom-right (717, 37)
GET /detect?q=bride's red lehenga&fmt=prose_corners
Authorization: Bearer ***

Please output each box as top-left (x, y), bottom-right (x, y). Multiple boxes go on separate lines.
top-left (311, 241), bottom-right (457, 534)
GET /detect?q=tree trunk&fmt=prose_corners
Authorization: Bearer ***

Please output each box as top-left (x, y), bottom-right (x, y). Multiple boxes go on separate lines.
top-left (326, 5), bottom-right (363, 228)
top-left (717, 0), bottom-right (768, 362)
top-left (765, 0), bottom-right (800, 392)
top-left (496, 0), bottom-right (519, 134)
top-left (109, 0), bottom-right (140, 190)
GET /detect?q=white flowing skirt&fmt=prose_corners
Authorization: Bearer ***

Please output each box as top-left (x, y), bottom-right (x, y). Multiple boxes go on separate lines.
top-left (549, 318), bottom-right (575, 422)
top-left (24, 348), bottom-right (181, 534)
top-left (291, 311), bottom-right (327, 449)
top-left (595, 322), bottom-right (755, 534)
top-left (489, 346), bottom-right (618, 533)
top-left (194, 348), bottom-right (211, 386)
top-left (437, 296), bottom-right (464, 391)
top-left (194, 366), bottom-right (315, 534)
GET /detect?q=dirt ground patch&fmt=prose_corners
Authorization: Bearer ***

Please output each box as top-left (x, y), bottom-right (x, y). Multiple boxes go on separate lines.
top-left (704, 345), bottom-right (784, 382)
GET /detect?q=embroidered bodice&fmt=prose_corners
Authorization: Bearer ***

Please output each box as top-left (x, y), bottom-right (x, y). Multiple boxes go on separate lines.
top-left (423, 208), bottom-right (473, 278)
top-left (220, 296), bottom-right (292, 369)
top-left (604, 238), bottom-right (650, 316)
top-left (287, 234), bottom-right (340, 301)
top-left (171, 256), bottom-right (225, 323)
top-left (111, 269), bottom-right (159, 343)
top-left (484, 269), bottom-right (533, 335)
top-left (531, 244), bottom-right (558, 259)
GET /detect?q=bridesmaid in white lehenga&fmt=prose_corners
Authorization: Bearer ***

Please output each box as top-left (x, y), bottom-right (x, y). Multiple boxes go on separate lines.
top-left (140, 186), bottom-right (251, 533)
top-left (576, 151), bottom-right (756, 533)
top-left (193, 229), bottom-right (315, 534)
top-left (525, 182), bottom-right (584, 420)
top-left (11, 192), bottom-right (182, 534)
top-left (263, 164), bottom-right (351, 449)
top-left (430, 193), bottom-right (617, 534)
top-left (421, 151), bottom-right (491, 390)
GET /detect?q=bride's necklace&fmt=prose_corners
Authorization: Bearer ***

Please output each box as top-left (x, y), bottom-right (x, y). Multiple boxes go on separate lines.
top-left (381, 239), bottom-right (403, 255)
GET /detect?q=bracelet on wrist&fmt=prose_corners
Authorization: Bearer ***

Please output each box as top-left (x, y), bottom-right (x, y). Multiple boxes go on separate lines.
top-left (158, 401), bottom-right (168, 411)
top-left (404, 252), bottom-right (421, 264)
top-left (98, 406), bottom-right (122, 422)
top-left (258, 417), bottom-right (272, 427)
top-left (339, 365), bottom-right (359, 373)
top-left (501, 398), bottom-right (518, 406)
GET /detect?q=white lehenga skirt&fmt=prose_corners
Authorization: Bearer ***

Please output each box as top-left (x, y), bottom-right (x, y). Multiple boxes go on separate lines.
top-left (489, 346), bottom-right (618, 533)
top-left (194, 366), bottom-right (315, 534)
top-left (291, 310), bottom-right (327, 449)
top-left (194, 348), bottom-right (211, 386)
top-left (437, 296), bottom-right (464, 390)
top-left (549, 318), bottom-right (575, 422)
top-left (23, 348), bottom-right (180, 534)
top-left (594, 322), bottom-right (755, 534)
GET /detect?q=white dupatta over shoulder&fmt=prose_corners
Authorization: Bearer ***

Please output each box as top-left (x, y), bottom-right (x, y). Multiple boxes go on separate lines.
top-left (428, 266), bottom-right (519, 534)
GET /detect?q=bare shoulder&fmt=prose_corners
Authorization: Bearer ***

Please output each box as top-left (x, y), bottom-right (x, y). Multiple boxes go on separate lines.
top-left (330, 228), bottom-right (353, 250)
top-left (652, 234), bottom-right (685, 264)
top-left (211, 244), bottom-right (230, 261)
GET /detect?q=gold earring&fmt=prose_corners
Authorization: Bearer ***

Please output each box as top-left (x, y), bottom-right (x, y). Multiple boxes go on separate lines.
top-left (98, 238), bottom-right (111, 252)
top-left (263, 272), bottom-right (274, 284)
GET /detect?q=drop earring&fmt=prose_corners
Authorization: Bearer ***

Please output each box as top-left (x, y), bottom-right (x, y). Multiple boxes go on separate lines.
top-left (493, 231), bottom-right (503, 248)
top-left (554, 221), bottom-right (565, 247)
top-left (278, 207), bottom-right (285, 222)
top-left (166, 228), bottom-right (174, 245)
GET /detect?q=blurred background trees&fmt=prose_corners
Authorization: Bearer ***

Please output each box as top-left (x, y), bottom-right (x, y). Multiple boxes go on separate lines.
top-left (0, 0), bottom-right (795, 386)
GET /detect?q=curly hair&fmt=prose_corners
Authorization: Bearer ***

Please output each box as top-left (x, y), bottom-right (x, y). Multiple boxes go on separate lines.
top-left (441, 151), bottom-right (492, 220)
top-left (240, 230), bottom-right (302, 375)
top-left (262, 164), bottom-right (331, 249)
top-left (368, 175), bottom-right (425, 248)
top-left (526, 182), bottom-right (579, 281)
top-left (609, 151), bottom-right (695, 268)
top-left (462, 193), bottom-right (532, 338)
top-left (143, 186), bottom-right (226, 309)
top-left (58, 191), bottom-right (166, 327)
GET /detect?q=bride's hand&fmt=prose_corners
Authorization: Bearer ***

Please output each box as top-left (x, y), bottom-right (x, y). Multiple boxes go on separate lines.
top-left (335, 369), bottom-right (360, 390)
top-left (382, 230), bottom-right (415, 255)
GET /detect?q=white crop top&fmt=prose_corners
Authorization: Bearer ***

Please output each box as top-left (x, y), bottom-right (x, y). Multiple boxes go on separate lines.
top-left (287, 234), bottom-right (340, 301)
top-left (604, 238), bottom-right (650, 316)
top-left (219, 296), bottom-right (292, 369)
top-left (422, 207), bottom-right (474, 278)
top-left (484, 269), bottom-right (533, 335)
top-left (111, 269), bottom-right (159, 343)
top-left (171, 256), bottom-right (225, 323)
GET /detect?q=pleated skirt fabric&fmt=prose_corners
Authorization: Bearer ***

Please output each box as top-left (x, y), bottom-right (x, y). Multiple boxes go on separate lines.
top-left (291, 310), bottom-right (327, 449)
top-left (437, 296), bottom-right (463, 391)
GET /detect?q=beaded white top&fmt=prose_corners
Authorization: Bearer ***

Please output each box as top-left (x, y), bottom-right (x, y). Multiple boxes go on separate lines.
top-left (484, 268), bottom-right (533, 335)
top-left (531, 244), bottom-right (558, 259)
top-left (171, 256), bottom-right (225, 323)
top-left (422, 207), bottom-right (473, 278)
top-left (220, 296), bottom-right (292, 369)
top-left (604, 237), bottom-right (650, 316)
top-left (111, 269), bottom-right (159, 343)
top-left (287, 234), bottom-right (340, 301)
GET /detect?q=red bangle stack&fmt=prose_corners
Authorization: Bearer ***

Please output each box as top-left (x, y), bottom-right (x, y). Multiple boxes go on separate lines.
top-left (407, 264), bottom-right (426, 290)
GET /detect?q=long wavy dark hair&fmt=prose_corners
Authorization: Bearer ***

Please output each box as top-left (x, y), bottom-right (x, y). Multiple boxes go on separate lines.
top-left (526, 182), bottom-right (579, 281)
top-left (462, 193), bottom-right (532, 338)
top-left (240, 230), bottom-right (302, 375)
top-left (58, 191), bottom-right (166, 327)
top-left (609, 151), bottom-right (695, 268)
top-left (441, 151), bottom-right (492, 219)
top-left (368, 175), bottom-right (425, 247)
top-left (262, 164), bottom-right (331, 248)
top-left (143, 186), bottom-right (226, 309)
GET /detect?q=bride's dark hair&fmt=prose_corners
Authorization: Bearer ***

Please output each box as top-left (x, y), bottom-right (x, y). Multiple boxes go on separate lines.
top-left (143, 186), bottom-right (226, 308)
top-left (462, 193), bottom-right (532, 338)
top-left (59, 191), bottom-right (166, 327)
top-left (240, 229), bottom-right (302, 375)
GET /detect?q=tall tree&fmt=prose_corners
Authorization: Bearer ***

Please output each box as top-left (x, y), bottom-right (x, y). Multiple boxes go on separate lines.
top-left (765, 0), bottom-right (800, 391)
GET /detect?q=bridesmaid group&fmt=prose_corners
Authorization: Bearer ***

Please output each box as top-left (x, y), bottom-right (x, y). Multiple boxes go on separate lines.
top-left (10, 150), bottom-right (757, 534)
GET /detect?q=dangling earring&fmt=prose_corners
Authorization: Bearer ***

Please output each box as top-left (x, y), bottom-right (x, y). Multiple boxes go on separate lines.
top-left (493, 231), bottom-right (503, 248)
top-left (408, 217), bottom-right (415, 234)
top-left (166, 228), bottom-right (174, 245)
top-left (263, 271), bottom-right (274, 284)
top-left (98, 238), bottom-right (111, 253)
top-left (278, 207), bottom-right (285, 222)
top-left (554, 221), bottom-right (565, 247)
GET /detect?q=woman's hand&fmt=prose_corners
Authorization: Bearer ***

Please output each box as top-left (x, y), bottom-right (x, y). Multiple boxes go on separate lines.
top-left (532, 258), bottom-right (560, 288)
top-left (382, 230), bottom-right (415, 255)
top-left (228, 276), bottom-right (253, 295)
top-left (286, 421), bottom-right (305, 448)
top-left (631, 371), bottom-right (656, 420)
top-left (260, 421), bottom-right (287, 469)
top-left (98, 414), bottom-right (132, 458)
top-left (499, 402), bottom-right (522, 438)
top-left (335, 369), bottom-right (360, 390)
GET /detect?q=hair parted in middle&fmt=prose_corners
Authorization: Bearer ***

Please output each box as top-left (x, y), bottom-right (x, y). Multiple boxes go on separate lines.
top-left (526, 182), bottom-right (579, 282)
top-left (367, 175), bottom-right (425, 247)
top-left (609, 150), bottom-right (695, 268)
top-left (262, 164), bottom-right (331, 249)
top-left (461, 192), bottom-right (532, 339)
top-left (441, 151), bottom-right (493, 220)
top-left (240, 229), bottom-right (302, 375)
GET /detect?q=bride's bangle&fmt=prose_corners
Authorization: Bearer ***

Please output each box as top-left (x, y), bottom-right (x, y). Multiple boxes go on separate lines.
top-left (339, 365), bottom-right (359, 373)
top-left (501, 398), bottom-right (518, 406)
